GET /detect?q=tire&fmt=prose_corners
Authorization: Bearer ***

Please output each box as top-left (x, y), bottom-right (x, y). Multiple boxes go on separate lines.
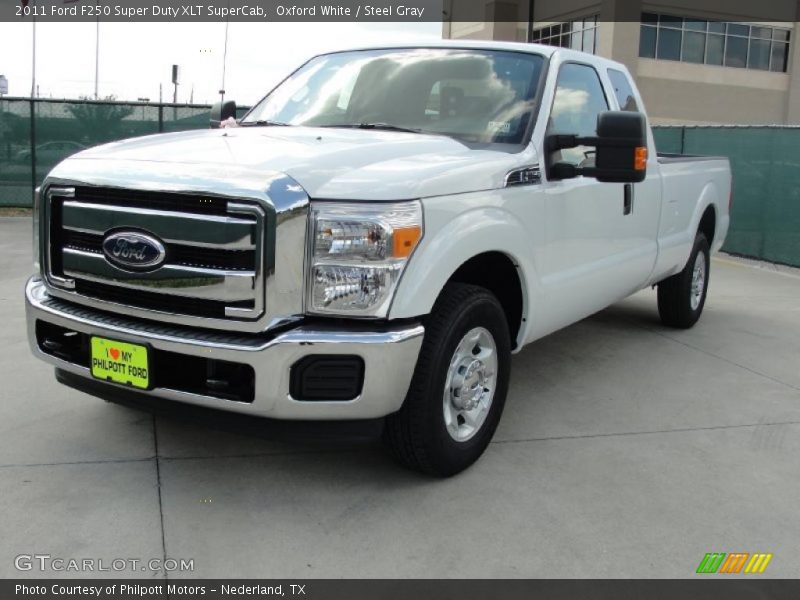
top-left (383, 282), bottom-right (511, 477)
top-left (657, 233), bottom-right (710, 329)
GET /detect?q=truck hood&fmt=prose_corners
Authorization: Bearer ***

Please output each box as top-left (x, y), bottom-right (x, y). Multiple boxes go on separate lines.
top-left (57, 127), bottom-right (532, 200)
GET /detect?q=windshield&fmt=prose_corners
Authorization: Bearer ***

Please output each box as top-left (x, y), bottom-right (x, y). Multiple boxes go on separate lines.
top-left (242, 48), bottom-right (545, 144)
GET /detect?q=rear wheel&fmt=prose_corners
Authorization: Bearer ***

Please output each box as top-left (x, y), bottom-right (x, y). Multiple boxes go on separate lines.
top-left (657, 233), bottom-right (710, 329)
top-left (383, 283), bottom-right (511, 476)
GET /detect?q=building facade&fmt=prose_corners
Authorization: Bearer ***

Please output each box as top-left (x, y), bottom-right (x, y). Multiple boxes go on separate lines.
top-left (443, 0), bottom-right (800, 124)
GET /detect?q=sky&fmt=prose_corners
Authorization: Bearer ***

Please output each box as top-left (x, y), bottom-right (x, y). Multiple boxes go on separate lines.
top-left (0, 21), bottom-right (443, 104)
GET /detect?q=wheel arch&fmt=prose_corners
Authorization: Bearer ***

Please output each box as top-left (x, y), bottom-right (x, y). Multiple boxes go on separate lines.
top-left (691, 182), bottom-right (721, 247)
top-left (444, 252), bottom-right (524, 349)
top-left (698, 204), bottom-right (717, 247)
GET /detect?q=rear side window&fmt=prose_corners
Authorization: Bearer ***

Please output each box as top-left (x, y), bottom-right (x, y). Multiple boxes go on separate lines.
top-left (607, 69), bottom-right (640, 112)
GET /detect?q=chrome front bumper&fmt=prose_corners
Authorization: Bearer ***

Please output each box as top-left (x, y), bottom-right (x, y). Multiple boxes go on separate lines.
top-left (25, 277), bottom-right (424, 420)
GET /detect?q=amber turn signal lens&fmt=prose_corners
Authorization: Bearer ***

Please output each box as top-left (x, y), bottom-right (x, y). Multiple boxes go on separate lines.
top-left (393, 226), bottom-right (422, 258)
top-left (635, 146), bottom-right (648, 171)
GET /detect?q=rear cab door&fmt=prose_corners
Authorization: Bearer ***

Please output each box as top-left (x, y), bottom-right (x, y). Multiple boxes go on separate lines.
top-left (604, 66), bottom-right (662, 284)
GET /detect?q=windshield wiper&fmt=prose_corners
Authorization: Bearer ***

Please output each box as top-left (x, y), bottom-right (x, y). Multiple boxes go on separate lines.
top-left (319, 122), bottom-right (423, 134)
top-left (239, 120), bottom-right (291, 127)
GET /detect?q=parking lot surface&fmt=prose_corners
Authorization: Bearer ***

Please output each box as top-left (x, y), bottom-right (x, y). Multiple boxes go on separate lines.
top-left (1, 216), bottom-right (799, 578)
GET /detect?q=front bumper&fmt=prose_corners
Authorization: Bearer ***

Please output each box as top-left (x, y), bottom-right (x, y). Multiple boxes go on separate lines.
top-left (25, 277), bottom-right (424, 420)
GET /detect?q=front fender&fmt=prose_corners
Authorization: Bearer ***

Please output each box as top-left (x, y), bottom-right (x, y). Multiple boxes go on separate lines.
top-left (389, 197), bottom-right (540, 344)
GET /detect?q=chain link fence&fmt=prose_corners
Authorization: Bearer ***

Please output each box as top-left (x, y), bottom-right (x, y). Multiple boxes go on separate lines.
top-left (2, 99), bottom-right (799, 267)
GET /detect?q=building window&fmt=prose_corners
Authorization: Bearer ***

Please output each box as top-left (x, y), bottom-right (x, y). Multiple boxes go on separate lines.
top-left (639, 14), bottom-right (791, 72)
top-left (532, 16), bottom-right (599, 54)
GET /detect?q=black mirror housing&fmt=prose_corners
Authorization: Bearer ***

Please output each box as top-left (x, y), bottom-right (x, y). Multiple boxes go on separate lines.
top-left (594, 111), bottom-right (647, 183)
top-left (210, 100), bottom-right (237, 129)
top-left (546, 111), bottom-right (648, 183)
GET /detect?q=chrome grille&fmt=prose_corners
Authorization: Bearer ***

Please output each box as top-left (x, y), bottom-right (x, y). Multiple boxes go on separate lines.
top-left (61, 230), bottom-right (256, 271)
top-left (43, 186), bottom-right (266, 327)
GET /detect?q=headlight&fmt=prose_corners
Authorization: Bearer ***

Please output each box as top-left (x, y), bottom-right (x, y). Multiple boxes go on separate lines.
top-left (307, 201), bottom-right (423, 317)
top-left (32, 187), bottom-right (41, 272)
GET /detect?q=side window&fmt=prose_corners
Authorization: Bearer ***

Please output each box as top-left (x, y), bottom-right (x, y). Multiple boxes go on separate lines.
top-left (607, 69), bottom-right (639, 112)
top-left (548, 63), bottom-right (609, 166)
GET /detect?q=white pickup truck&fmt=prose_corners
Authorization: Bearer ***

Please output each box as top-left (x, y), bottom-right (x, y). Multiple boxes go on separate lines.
top-left (26, 41), bottom-right (731, 475)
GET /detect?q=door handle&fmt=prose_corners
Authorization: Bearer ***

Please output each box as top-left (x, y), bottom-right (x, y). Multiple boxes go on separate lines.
top-left (623, 184), bottom-right (634, 215)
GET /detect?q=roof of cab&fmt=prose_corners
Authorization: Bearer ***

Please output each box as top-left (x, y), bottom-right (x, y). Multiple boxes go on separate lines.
top-left (315, 39), bottom-right (558, 57)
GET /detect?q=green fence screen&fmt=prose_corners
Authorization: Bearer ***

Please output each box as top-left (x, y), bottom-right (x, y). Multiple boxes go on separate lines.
top-left (2, 99), bottom-right (799, 267)
top-left (653, 126), bottom-right (800, 267)
top-left (0, 97), bottom-right (248, 209)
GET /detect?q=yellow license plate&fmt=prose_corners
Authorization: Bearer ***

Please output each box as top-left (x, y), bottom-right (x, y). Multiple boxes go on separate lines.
top-left (90, 337), bottom-right (150, 389)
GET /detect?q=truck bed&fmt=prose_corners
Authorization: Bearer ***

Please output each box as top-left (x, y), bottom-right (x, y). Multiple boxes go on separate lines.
top-left (649, 153), bottom-right (731, 284)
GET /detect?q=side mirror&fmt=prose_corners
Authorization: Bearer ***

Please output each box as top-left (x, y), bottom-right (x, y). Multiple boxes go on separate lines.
top-left (546, 111), bottom-right (648, 183)
top-left (210, 100), bottom-right (237, 129)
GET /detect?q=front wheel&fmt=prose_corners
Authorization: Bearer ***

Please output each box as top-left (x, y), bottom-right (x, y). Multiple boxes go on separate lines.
top-left (383, 283), bottom-right (511, 476)
top-left (657, 232), bottom-right (710, 329)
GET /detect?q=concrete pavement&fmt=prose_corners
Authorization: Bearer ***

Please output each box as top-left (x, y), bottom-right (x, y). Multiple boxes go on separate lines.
top-left (1, 217), bottom-right (799, 578)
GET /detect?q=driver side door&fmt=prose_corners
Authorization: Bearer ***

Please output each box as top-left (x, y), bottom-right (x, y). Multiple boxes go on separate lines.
top-left (538, 61), bottom-right (649, 333)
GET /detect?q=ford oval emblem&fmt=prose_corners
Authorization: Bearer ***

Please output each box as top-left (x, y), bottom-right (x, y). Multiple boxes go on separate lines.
top-left (102, 231), bottom-right (166, 271)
